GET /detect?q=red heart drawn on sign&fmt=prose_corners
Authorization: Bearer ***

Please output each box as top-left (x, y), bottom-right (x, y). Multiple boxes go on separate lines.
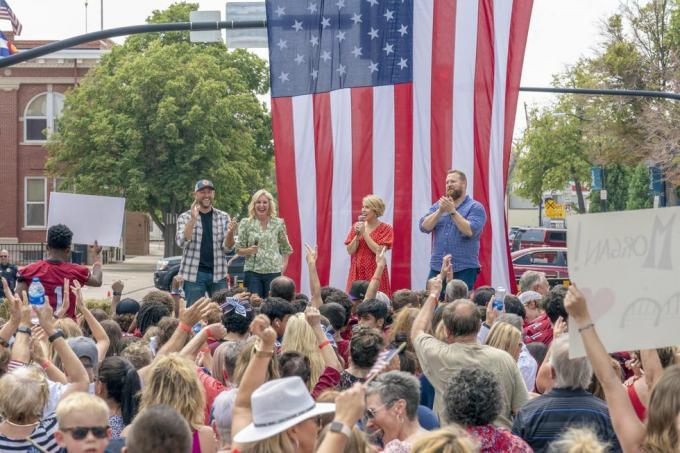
top-left (580, 287), bottom-right (616, 322)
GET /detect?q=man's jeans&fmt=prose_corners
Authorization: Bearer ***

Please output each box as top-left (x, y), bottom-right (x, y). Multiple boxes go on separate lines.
top-left (427, 267), bottom-right (480, 300)
top-left (183, 271), bottom-right (227, 306)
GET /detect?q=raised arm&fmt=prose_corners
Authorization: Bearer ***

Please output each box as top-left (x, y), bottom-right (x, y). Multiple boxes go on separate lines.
top-left (110, 280), bottom-right (124, 316)
top-left (72, 281), bottom-right (109, 363)
top-left (180, 323), bottom-right (226, 361)
top-left (364, 247), bottom-right (386, 302)
top-left (640, 349), bottom-right (664, 392)
top-left (9, 291), bottom-right (32, 364)
top-left (306, 307), bottom-right (341, 371)
top-left (86, 242), bottom-right (103, 287)
top-left (0, 278), bottom-right (20, 345)
top-left (305, 244), bottom-right (322, 308)
top-left (316, 383), bottom-right (366, 453)
top-left (564, 285), bottom-right (645, 452)
top-left (36, 303), bottom-right (89, 396)
top-left (410, 276), bottom-right (442, 343)
top-left (232, 317), bottom-right (277, 448)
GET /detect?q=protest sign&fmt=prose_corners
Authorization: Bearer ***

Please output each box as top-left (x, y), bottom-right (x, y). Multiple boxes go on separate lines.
top-left (47, 193), bottom-right (126, 248)
top-left (567, 206), bottom-right (680, 358)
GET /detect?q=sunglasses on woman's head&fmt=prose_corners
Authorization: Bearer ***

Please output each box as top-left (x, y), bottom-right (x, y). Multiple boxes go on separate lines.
top-left (61, 426), bottom-right (109, 440)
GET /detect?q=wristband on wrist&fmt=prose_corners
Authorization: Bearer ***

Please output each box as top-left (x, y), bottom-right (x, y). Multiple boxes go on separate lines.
top-left (17, 326), bottom-right (32, 336)
top-left (41, 360), bottom-right (51, 370)
top-left (578, 323), bottom-right (594, 333)
top-left (178, 322), bottom-right (192, 334)
top-left (318, 340), bottom-right (331, 350)
top-left (48, 330), bottom-right (65, 343)
top-left (112, 291), bottom-right (122, 296)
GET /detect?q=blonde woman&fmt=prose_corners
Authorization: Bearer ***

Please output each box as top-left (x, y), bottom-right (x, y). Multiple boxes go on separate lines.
top-left (485, 322), bottom-right (523, 361)
top-left (236, 189), bottom-right (293, 298)
top-left (281, 313), bottom-right (326, 390)
top-left (345, 194), bottom-right (394, 296)
top-left (134, 354), bottom-right (217, 453)
top-left (411, 426), bottom-right (478, 453)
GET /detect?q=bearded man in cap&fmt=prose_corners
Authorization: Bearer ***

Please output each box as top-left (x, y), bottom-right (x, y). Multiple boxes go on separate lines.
top-left (176, 179), bottom-right (237, 305)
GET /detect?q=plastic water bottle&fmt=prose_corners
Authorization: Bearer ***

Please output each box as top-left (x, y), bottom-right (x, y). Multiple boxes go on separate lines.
top-left (28, 277), bottom-right (45, 325)
top-left (492, 286), bottom-right (506, 312)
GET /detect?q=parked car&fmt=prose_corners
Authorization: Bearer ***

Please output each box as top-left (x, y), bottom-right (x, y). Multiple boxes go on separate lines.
top-left (512, 246), bottom-right (569, 287)
top-left (154, 253), bottom-right (246, 291)
top-left (510, 227), bottom-right (567, 251)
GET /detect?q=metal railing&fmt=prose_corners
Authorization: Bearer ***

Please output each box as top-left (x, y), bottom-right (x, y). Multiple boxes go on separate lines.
top-left (0, 243), bottom-right (45, 266)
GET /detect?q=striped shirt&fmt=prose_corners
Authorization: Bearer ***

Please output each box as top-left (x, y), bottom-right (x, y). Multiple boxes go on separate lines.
top-left (512, 388), bottom-right (622, 453)
top-left (0, 416), bottom-right (59, 453)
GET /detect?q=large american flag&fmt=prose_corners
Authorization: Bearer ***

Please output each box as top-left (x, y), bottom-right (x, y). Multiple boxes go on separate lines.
top-left (267, 0), bottom-right (532, 294)
top-left (0, 0), bottom-right (22, 36)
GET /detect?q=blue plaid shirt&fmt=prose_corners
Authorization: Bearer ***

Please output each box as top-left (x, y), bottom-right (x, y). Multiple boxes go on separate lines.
top-left (419, 195), bottom-right (487, 273)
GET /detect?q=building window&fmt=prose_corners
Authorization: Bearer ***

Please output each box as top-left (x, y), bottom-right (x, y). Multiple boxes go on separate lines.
top-left (25, 177), bottom-right (47, 228)
top-left (24, 92), bottom-right (65, 142)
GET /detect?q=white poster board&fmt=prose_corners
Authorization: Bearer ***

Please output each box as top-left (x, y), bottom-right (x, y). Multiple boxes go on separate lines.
top-left (567, 206), bottom-right (680, 358)
top-left (47, 193), bottom-right (126, 248)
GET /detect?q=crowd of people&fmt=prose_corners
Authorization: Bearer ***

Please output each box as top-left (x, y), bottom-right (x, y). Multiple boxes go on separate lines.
top-left (0, 173), bottom-right (678, 453)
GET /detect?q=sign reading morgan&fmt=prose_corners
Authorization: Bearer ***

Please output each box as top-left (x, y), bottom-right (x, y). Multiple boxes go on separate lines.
top-left (567, 207), bottom-right (680, 358)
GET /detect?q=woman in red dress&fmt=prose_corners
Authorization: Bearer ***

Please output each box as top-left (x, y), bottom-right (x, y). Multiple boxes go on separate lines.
top-left (345, 194), bottom-right (394, 296)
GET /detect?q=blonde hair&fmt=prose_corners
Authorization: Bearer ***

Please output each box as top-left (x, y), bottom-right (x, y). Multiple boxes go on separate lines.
top-left (485, 322), bottom-right (522, 360)
top-left (388, 307), bottom-right (419, 352)
top-left (362, 194), bottom-right (385, 217)
top-left (139, 354), bottom-right (205, 429)
top-left (233, 338), bottom-right (279, 386)
top-left (56, 392), bottom-right (109, 425)
top-left (248, 189), bottom-right (277, 218)
top-left (241, 430), bottom-right (295, 453)
top-left (548, 427), bottom-right (608, 453)
top-left (51, 317), bottom-right (83, 361)
top-left (281, 313), bottom-right (324, 390)
top-left (318, 424), bottom-right (376, 453)
top-left (0, 366), bottom-right (49, 424)
top-left (411, 425), bottom-right (478, 453)
top-left (641, 365), bottom-right (680, 452)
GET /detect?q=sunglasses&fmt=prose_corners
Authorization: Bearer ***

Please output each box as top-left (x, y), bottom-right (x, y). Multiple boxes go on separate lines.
top-left (61, 426), bottom-right (109, 440)
top-left (364, 403), bottom-right (388, 420)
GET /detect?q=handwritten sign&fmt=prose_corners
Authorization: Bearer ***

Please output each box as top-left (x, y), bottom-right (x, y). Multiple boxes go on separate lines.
top-left (567, 206), bottom-right (680, 358)
top-left (47, 193), bottom-right (126, 248)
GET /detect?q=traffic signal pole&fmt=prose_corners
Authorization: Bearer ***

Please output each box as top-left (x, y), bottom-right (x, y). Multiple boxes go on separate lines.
top-left (2, 20), bottom-right (680, 103)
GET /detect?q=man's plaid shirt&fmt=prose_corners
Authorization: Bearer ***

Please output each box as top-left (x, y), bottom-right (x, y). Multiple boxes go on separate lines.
top-left (176, 208), bottom-right (231, 283)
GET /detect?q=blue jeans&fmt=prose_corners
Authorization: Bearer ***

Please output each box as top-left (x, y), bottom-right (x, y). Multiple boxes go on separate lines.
top-left (183, 271), bottom-right (228, 306)
top-left (244, 271), bottom-right (280, 298)
top-left (427, 267), bottom-right (480, 300)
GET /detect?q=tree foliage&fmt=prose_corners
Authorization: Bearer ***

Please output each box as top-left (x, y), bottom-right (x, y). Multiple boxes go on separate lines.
top-left (46, 3), bottom-right (273, 255)
top-left (626, 164), bottom-right (653, 209)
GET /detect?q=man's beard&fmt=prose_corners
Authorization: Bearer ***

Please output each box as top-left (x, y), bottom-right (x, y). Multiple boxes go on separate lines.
top-left (449, 188), bottom-right (463, 200)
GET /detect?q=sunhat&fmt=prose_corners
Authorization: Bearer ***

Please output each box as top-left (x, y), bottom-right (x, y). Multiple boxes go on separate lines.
top-left (233, 376), bottom-right (335, 443)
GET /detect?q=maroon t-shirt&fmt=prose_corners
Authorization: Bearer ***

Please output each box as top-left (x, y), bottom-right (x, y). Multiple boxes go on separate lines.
top-left (18, 260), bottom-right (90, 319)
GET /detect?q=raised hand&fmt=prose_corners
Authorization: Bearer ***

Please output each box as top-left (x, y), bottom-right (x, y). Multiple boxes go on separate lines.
top-left (304, 306), bottom-right (321, 328)
top-left (179, 297), bottom-right (211, 327)
top-left (375, 246), bottom-right (387, 268)
top-left (204, 322), bottom-right (227, 340)
top-left (427, 275), bottom-right (443, 298)
top-left (111, 280), bottom-right (124, 294)
top-left (70, 281), bottom-right (86, 313)
top-left (171, 275), bottom-right (184, 292)
top-left (305, 244), bottom-right (318, 266)
top-left (249, 314), bottom-right (271, 337)
top-left (90, 240), bottom-right (103, 256)
top-left (191, 201), bottom-right (199, 220)
top-left (564, 284), bottom-right (590, 323)
top-left (334, 383), bottom-right (367, 427)
top-left (227, 218), bottom-right (238, 234)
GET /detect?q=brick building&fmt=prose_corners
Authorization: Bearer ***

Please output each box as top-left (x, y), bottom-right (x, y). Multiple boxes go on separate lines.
top-left (0, 35), bottom-right (150, 261)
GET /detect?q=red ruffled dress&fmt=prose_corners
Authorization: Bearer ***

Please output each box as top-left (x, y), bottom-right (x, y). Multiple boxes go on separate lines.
top-left (344, 222), bottom-right (393, 296)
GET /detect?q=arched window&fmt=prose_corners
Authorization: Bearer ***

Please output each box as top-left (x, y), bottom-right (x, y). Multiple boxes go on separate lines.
top-left (24, 92), bottom-right (64, 142)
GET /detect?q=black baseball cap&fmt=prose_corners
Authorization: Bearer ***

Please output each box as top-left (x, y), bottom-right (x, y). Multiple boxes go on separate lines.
top-left (195, 179), bottom-right (215, 191)
top-left (116, 298), bottom-right (140, 315)
top-left (349, 280), bottom-right (369, 301)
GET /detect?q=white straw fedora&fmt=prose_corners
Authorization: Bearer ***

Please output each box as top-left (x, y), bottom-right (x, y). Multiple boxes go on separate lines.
top-left (233, 376), bottom-right (336, 444)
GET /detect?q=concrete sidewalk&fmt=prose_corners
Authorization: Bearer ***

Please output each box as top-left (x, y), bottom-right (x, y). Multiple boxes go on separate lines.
top-left (81, 254), bottom-right (160, 301)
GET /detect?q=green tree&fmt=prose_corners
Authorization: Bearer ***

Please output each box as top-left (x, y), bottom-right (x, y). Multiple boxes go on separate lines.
top-left (626, 164), bottom-right (653, 209)
top-left (46, 3), bottom-right (272, 256)
top-left (514, 105), bottom-right (591, 213)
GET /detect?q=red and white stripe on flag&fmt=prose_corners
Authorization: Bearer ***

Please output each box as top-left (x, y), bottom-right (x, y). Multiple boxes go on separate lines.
top-left (272, 0), bottom-right (533, 294)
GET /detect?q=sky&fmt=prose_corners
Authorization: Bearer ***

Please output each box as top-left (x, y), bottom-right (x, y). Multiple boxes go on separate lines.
top-left (7, 0), bottom-right (623, 137)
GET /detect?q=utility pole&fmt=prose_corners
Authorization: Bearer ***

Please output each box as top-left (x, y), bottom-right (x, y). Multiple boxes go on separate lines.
top-left (84, 1), bottom-right (88, 33)
top-left (100, 0), bottom-right (104, 31)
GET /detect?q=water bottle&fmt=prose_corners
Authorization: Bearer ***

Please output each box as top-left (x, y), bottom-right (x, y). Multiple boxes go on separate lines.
top-left (492, 286), bottom-right (506, 312)
top-left (28, 277), bottom-right (45, 324)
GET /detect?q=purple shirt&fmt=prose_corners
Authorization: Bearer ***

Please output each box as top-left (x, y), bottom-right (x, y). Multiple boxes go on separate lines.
top-left (419, 195), bottom-right (487, 273)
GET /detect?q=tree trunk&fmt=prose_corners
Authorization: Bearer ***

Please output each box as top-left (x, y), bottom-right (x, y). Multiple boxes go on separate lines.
top-left (574, 178), bottom-right (586, 213)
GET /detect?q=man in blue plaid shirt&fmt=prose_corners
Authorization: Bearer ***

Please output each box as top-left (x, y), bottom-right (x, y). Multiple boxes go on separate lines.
top-left (176, 179), bottom-right (237, 305)
top-left (419, 170), bottom-right (487, 291)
